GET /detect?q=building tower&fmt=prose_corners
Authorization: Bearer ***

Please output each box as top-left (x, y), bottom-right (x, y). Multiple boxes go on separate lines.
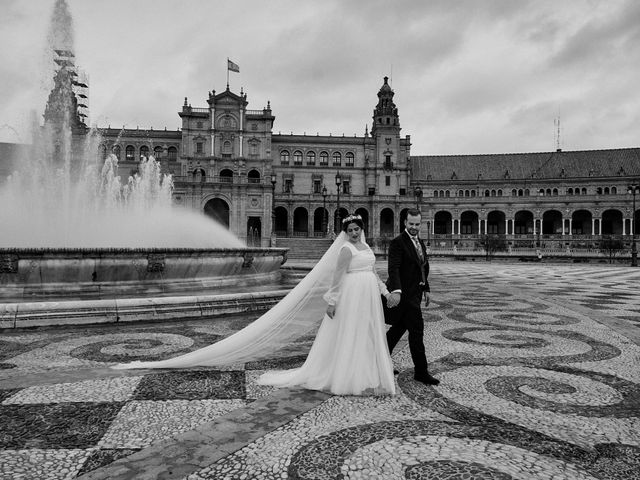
top-left (368, 76), bottom-right (411, 197)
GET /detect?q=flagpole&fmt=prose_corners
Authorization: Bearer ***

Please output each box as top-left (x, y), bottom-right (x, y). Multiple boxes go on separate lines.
top-left (226, 57), bottom-right (229, 89)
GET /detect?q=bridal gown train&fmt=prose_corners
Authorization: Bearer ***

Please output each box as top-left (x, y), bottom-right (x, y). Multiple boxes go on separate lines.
top-left (257, 242), bottom-right (396, 395)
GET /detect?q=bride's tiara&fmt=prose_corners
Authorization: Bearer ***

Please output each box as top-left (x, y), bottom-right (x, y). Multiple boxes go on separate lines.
top-left (342, 214), bottom-right (363, 224)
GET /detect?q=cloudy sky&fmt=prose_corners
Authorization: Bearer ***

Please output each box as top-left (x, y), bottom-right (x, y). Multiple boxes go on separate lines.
top-left (1, 0), bottom-right (638, 155)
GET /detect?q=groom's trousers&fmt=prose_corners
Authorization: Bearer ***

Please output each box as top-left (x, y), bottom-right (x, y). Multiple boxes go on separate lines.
top-left (386, 303), bottom-right (429, 374)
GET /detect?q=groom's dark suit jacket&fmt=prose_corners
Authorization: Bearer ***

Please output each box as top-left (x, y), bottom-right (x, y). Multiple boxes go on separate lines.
top-left (383, 231), bottom-right (430, 323)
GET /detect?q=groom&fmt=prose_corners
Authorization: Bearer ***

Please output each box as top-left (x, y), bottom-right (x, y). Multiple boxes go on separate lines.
top-left (383, 208), bottom-right (440, 386)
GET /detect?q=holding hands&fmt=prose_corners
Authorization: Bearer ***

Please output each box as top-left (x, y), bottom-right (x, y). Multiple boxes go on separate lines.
top-left (385, 292), bottom-right (401, 308)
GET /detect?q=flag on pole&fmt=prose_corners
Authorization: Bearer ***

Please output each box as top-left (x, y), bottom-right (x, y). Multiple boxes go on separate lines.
top-left (227, 59), bottom-right (240, 73)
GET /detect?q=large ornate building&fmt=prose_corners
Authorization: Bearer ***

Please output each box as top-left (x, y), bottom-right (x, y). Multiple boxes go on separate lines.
top-left (3, 76), bottom-right (639, 254)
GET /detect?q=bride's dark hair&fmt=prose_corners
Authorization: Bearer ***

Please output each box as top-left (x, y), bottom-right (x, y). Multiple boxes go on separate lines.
top-left (341, 214), bottom-right (364, 232)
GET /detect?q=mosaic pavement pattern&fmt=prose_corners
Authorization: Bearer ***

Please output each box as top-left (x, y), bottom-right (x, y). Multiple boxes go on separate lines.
top-left (0, 262), bottom-right (639, 479)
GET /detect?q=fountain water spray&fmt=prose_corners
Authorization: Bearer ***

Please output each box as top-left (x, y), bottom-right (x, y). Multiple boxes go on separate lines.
top-left (0, 0), bottom-right (242, 249)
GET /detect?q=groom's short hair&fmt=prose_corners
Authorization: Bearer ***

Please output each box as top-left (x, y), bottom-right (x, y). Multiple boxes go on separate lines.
top-left (406, 208), bottom-right (421, 219)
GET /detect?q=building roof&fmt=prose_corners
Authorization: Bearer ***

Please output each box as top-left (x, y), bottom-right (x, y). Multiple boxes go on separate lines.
top-left (410, 147), bottom-right (640, 182)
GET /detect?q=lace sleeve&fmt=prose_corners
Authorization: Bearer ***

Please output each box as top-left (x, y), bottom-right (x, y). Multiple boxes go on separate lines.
top-left (322, 245), bottom-right (352, 305)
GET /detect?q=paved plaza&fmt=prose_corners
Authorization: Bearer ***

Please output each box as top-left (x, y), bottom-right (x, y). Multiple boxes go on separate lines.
top-left (1, 261), bottom-right (639, 479)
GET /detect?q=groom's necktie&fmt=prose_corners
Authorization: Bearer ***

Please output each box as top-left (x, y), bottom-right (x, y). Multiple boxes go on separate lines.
top-left (411, 236), bottom-right (424, 262)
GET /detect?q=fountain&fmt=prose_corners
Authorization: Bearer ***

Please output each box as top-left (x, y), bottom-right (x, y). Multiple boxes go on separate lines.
top-left (0, 0), bottom-right (287, 328)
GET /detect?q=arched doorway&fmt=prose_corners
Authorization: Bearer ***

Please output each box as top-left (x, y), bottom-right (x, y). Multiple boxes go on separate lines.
top-left (313, 207), bottom-right (327, 235)
top-left (204, 198), bottom-right (230, 227)
top-left (274, 206), bottom-right (288, 235)
top-left (247, 217), bottom-right (261, 246)
top-left (542, 210), bottom-right (563, 234)
top-left (572, 210), bottom-right (592, 235)
top-left (514, 210), bottom-right (533, 234)
top-left (354, 208), bottom-right (370, 238)
top-left (293, 207), bottom-right (309, 236)
top-left (434, 211), bottom-right (452, 234)
top-left (602, 209), bottom-right (623, 235)
top-left (380, 208), bottom-right (394, 236)
top-left (334, 207), bottom-right (349, 233)
top-left (487, 210), bottom-right (506, 234)
top-left (460, 211), bottom-right (479, 234)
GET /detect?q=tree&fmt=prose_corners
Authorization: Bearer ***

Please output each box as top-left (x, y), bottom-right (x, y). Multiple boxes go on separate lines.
top-left (599, 235), bottom-right (625, 264)
top-left (480, 234), bottom-right (508, 261)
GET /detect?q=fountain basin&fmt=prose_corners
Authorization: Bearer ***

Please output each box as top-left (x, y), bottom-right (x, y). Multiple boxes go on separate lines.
top-left (0, 247), bottom-right (290, 328)
top-left (0, 247), bottom-right (288, 301)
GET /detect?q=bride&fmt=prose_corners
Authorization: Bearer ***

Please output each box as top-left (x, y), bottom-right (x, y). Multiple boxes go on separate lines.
top-left (114, 214), bottom-right (396, 396)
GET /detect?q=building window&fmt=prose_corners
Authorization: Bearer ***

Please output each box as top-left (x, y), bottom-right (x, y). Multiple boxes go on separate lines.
top-left (219, 169), bottom-right (233, 183)
top-left (125, 145), bottom-right (135, 161)
top-left (332, 152), bottom-right (341, 166)
top-left (343, 180), bottom-right (350, 194)
top-left (319, 151), bottom-right (329, 166)
top-left (293, 150), bottom-right (303, 165)
top-left (399, 188), bottom-right (406, 195)
top-left (168, 146), bottom-right (177, 160)
top-left (154, 146), bottom-right (163, 158)
top-left (434, 191), bottom-right (439, 198)
top-left (140, 145), bottom-right (150, 158)
top-left (385, 176), bottom-right (391, 186)
top-left (248, 169), bottom-right (260, 184)
top-left (195, 142), bottom-right (203, 154)
top-left (345, 152), bottom-right (354, 166)
top-left (384, 155), bottom-right (392, 170)
top-left (306, 151), bottom-right (316, 165)
top-left (445, 190), bottom-right (450, 197)
top-left (313, 180), bottom-right (322, 194)
top-left (284, 178), bottom-right (293, 193)
top-left (280, 150), bottom-right (290, 165)
top-left (197, 121), bottom-right (203, 129)
top-left (458, 190), bottom-right (464, 197)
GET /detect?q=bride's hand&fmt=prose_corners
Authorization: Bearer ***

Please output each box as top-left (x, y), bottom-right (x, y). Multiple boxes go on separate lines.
top-left (326, 304), bottom-right (336, 318)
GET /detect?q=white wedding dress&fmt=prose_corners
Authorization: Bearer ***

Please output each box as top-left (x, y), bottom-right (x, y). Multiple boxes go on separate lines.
top-left (113, 233), bottom-right (395, 396)
top-left (257, 241), bottom-right (396, 395)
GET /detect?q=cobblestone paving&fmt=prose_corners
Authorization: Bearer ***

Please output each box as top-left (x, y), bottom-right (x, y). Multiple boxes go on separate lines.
top-left (0, 262), bottom-right (639, 479)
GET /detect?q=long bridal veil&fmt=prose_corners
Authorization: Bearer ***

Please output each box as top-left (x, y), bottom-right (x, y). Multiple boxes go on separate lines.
top-left (112, 232), bottom-right (350, 369)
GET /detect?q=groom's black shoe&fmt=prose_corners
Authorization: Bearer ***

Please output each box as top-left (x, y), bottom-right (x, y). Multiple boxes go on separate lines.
top-left (414, 373), bottom-right (440, 386)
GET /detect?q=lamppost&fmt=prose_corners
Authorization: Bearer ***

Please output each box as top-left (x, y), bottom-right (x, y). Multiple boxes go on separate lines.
top-left (335, 172), bottom-right (342, 234)
top-left (270, 173), bottom-right (277, 243)
top-left (414, 185), bottom-right (423, 210)
top-left (628, 182), bottom-right (639, 267)
top-left (414, 185), bottom-right (426, 245)
top-left (322, 185), bottom-right (328, 236)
